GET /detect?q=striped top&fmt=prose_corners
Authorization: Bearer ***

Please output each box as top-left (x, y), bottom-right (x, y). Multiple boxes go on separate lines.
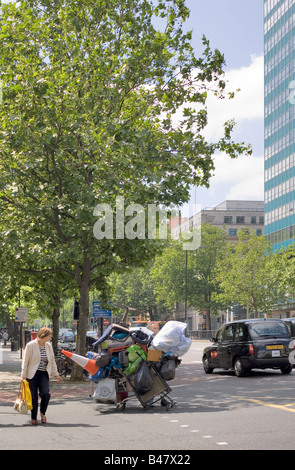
top-left (38, 346), bottom-right (48, 371)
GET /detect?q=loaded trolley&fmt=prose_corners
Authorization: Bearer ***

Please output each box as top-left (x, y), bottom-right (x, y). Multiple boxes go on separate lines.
top-left (88, 324), bottom-right (178, 412)
top-left (112, 357), bottom-right (175, 411)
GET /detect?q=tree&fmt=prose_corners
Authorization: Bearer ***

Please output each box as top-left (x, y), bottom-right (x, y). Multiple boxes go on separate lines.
top-left (214, 230), bottom-right (284, 316)
top-left (0, 221), bottom-right (76, 347)
top-left (275, 243), bottom-right (295, 302)
top-left (0, 0), bottom-right (251, 378)
top-left (151, 224), bottom-right (227, 329)
top-left (110, 261), bottom-right (171, 321)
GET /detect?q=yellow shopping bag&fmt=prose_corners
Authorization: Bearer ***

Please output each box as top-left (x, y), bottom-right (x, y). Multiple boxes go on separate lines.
top-left (22, 380), bottom-right (33, 411)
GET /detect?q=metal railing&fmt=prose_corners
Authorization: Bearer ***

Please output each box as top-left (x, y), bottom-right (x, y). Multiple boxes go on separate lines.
top-left (187, 330), bottom-right (217, 340)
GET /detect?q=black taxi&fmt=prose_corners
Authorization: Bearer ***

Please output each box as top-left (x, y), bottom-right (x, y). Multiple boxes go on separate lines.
top-left (203, 319), bottom-right (293, 377)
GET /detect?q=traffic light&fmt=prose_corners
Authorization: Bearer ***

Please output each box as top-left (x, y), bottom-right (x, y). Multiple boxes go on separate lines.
top-left (73, 299), bottom-right (80, 320)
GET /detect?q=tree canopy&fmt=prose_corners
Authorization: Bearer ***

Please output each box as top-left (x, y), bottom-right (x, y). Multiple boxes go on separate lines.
top-left (214, 229), bottom-right (285, 316)
top-left (150, 224), bottom-right (227, 328)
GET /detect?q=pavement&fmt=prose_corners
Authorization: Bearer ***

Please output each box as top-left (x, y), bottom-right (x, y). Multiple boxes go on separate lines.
top-left (0, 339), bottom-right (206, 453)
top-left (0, 340), bottom-right (95, 406)
top-left (0, 338), bottom-right (207, 400)
top-left (0, 340), bottom-right (104, 451)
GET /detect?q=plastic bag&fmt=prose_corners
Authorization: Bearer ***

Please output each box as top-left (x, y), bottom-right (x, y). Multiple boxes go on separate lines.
top-left (134, 360), bottom-right (154, 395)
top-left (151, 321), bottom-right (192, 356)
top-left (170, 335), bottom-right (192, 357)
top-left (160, 359), bottom-right (176, 381)
top-left (89, 366), bottom-right (109, 382)
top-left (124, 356), bottom-right (143, 376)
top-left (13, 381), bottom-right (32, 414)
top-left (13, 397), bottom-right (28, 414)
top-left (93, 378), bottom-right (117, 403)
top-left (105, 356), bottom-right (123, 370)
top-left (124, 344), bottom-right (147, 376)
top-left (127, 344), bottom-right (146, 362)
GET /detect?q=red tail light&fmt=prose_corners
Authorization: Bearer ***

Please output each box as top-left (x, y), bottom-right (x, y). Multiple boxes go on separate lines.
top-left (249, 344), bottom-right (254, 355)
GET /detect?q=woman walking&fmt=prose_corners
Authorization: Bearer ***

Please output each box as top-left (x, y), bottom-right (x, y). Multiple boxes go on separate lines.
top-left (21, 327), bottom-right (62, 425)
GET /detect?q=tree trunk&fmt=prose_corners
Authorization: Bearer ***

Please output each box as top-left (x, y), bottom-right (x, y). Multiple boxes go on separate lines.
top-left (148, 307), bottom-right (154, 321)
top-left (51, 296), bottom-right (61, 349)
top-left (204, 292), bottom-right (211, 330)
top-left (6, 314), bottom-right (13, 339)
top-left (76, 283), bottom-right (89, 357)
top-left (206, 308), bottom-right (211, 330)
top-left (71, 255), bottom-right (91, 381)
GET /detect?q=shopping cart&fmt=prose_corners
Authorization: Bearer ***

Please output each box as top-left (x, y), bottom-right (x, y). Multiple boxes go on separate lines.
top-left (90, 323), bottom-right (178, 412)
top-left (92, 361), bottom-right (176, 412)
top-left (115, 361), bottom-right (176, 411)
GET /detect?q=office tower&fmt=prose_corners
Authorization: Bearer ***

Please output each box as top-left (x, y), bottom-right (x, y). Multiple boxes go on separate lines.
top-left (264, 0), bottom-right (295, 251)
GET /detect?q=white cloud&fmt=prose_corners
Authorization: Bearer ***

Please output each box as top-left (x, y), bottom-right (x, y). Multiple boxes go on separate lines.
top-left (212, 153), bottom-right (264, 201)
top-left (164, 53), bottom-right (265, 210)
top-left (204, 54), bottom-right (264, 142)
top-left (187, 151), bottom-right (264, 213)
top-left (192, 54), bottom-right (265, 207)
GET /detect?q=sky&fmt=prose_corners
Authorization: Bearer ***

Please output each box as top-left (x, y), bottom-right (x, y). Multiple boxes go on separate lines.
top-left (182, 0), bottom-right (264, 211)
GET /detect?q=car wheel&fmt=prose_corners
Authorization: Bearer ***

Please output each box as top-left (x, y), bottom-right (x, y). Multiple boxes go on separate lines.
top-left (203, 356), bottom-right (214, 374)
top-left (234, 358), bottom-right (248, 377)
top-left (281, 364), bottom-right (293, 375)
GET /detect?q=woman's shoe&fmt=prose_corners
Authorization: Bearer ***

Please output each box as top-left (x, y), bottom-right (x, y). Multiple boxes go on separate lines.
top-left (31, 419), bottom-right (38, 425)
top-left (40, 414), bottom-right (47, 424)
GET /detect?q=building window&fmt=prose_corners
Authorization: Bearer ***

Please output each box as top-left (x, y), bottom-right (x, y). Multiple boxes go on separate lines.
top-left (224, 216), bottom-right (232, 224)
top-left (251, 216), bottom-right (256, 224)
top-left (259, 216), bottom-right (264, 224)
top-left (236, 216), bottom-right (245, 224)
top-left (256, 229), bottom-right (262, 236)
top-left (229, 229), bottom-right (237, 236)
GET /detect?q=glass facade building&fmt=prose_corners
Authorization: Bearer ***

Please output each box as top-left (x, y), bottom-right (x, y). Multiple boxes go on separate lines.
top-left (264, 0), bottom-right (295, 251)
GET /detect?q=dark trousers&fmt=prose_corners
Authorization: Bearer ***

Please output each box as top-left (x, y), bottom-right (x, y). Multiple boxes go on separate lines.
top-left (28, 370), bottom-right (51, 420)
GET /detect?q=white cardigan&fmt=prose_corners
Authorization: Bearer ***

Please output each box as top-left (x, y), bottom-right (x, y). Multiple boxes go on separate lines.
top-left (21, 339), bottom-right (59, 380)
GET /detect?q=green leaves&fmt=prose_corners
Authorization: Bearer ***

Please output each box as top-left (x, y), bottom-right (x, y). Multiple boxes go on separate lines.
top-left (150, 225), bottom-right (227, 326)
top-left (214, 230), bottom-right (284, 316)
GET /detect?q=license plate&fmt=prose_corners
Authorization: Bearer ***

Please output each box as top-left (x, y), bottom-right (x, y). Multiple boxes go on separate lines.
top-left (266, 345), bottom-right (284, 350)
top-left (272, 350), bottom-right (280, 357)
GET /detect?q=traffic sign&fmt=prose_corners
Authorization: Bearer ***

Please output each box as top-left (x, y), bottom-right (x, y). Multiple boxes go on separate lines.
top-left (15, 308), bottom-right (29, 322)
top-left (92, 301), bottom-right (112, 318)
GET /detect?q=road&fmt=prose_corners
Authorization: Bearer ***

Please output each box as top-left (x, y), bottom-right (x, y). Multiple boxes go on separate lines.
top-left (1, 341), bottom-right (295, 451)
top-left (170, 342), bottom-right (295, 450)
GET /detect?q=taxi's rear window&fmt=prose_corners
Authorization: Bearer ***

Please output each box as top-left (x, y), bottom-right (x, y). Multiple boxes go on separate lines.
top-left (248, 321), bottom-right (289, 339)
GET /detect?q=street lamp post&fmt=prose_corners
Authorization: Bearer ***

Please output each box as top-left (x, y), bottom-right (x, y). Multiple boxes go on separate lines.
top-left (184, 249), bottom-right (188, 333)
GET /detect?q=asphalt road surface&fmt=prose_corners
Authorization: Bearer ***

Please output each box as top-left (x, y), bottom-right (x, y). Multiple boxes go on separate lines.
top-left (1, 341), bottom-right (295, 452)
